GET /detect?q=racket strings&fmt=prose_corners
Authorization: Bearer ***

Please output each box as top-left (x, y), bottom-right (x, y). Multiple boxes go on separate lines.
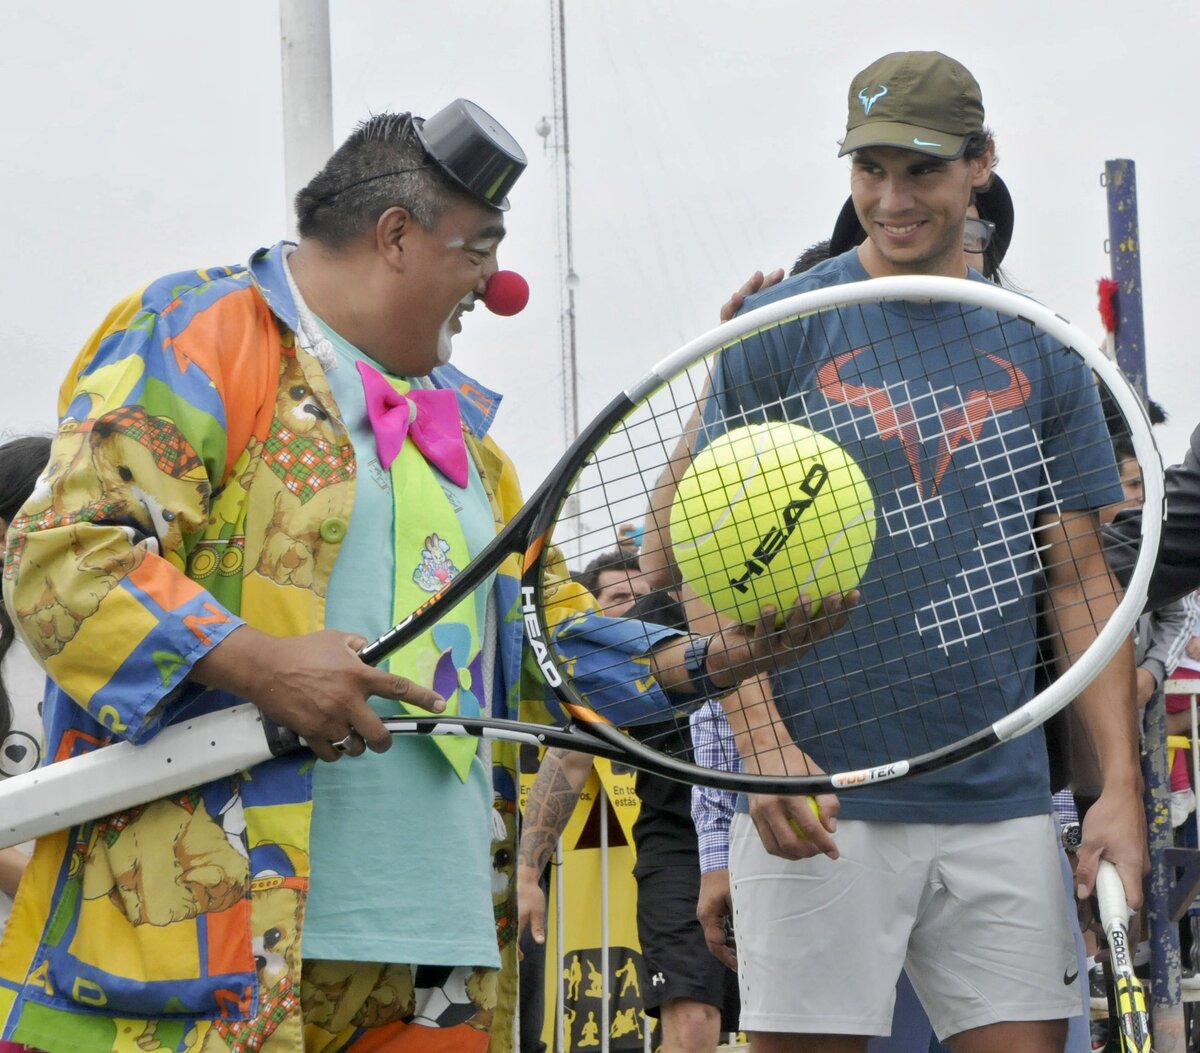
top-left (556, 365), bottom-right (716, 578)
top-left (537, 292), bottom-right (1138, 784)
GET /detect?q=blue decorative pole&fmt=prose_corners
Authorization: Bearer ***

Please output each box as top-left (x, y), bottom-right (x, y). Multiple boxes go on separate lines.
top-left (1143, 691), bottom-right (1185, 1051)
top-left (1106, 158), bottom-right (1188, 1050)
top-left (1103, 159), bottom-right (1149, 399)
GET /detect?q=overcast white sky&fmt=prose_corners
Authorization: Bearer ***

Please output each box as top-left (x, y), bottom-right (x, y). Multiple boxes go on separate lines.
top-left (3, 1), bottom-right (1197, 531)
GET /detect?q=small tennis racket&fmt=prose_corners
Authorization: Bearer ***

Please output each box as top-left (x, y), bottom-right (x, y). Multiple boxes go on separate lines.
top-left (0, 275), bottom-right (1161, 850)
top-left (1096, 859), bottom-right (1154, 1053)
top-left (1063, 822), bottom-right (1153, 1052)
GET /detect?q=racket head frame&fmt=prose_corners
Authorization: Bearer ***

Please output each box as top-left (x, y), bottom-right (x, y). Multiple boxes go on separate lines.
top-left (512, 275), bottom-right (1162, 794)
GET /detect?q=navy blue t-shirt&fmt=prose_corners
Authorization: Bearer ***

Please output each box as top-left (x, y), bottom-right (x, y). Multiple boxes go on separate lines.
top-left (709, 251), bottom-right (1123, 822)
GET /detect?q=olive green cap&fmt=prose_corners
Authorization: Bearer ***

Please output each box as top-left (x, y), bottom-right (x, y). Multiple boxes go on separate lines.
top-left (840, 51), bottom-right (985, 160)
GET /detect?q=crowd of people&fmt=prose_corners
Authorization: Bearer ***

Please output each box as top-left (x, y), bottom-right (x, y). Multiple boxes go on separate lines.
top-left (2, 45), bottom-right (1200, 1053)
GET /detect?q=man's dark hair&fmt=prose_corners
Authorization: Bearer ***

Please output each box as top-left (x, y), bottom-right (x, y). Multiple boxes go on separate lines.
top-left (625, 587), bottom-right (686, 632)
top-left (1111, 434), bottom-right (1136, 465)
top-left (789, 239), bottom-right (832, 277)
top-left (295, 113), bottom-right (472, 247)
top-left (1100, 387), bottom-right (1167, 450)
top-left (0, 435), bottom-right (52, 744)
top-left (577, 549), bottom-right (641, 599)
top-left (962, 130), bottom-right (995, 165)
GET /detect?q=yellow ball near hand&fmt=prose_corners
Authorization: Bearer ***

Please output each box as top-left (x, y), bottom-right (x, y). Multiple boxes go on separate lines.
top-left (670, 422), bottom-right (876, 625)
top-left (788, 795), bottom-right (823, 838)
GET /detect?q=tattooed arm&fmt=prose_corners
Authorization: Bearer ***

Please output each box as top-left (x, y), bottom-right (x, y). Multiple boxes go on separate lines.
top-left (517, 748), bottom-right (595, 946)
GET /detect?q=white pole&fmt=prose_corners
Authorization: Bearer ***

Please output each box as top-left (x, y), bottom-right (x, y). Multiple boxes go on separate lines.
top-left (1191, 691), bottom-right (1200, 871)
top-left (600, 789), bottom-right (610, 1052)
top-left (279, 0), bottom-right (334, 239)
top-left (556, 837), bottom-right (567, 1052)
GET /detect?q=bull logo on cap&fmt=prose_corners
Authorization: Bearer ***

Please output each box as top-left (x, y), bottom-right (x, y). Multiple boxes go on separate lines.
top-left (858, 85), bottom-right (888, 114)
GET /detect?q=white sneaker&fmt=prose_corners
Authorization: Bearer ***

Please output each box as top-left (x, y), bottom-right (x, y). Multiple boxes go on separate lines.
top-left (1171, 788), bottom-right (1196, 828)
top-left (1089, 964), bottom-right (1107, 1012)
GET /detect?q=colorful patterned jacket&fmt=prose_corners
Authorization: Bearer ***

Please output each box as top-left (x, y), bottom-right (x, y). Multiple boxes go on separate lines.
top-left (0, 242), bottom-right (583, 1053)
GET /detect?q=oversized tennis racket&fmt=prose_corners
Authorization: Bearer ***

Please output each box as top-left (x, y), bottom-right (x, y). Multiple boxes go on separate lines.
top-left (0, 275), bottom-right (1161, 851)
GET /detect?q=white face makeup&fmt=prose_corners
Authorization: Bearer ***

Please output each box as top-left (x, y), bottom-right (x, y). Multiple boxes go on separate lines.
top-left (435, 290), bottom-right (479, 365)
top-left (436, 318), bottom-right (454, 365)
top-left (415, 204), bottom-right (504, 371)
top-left (443, 234), bottom-right (501, 252)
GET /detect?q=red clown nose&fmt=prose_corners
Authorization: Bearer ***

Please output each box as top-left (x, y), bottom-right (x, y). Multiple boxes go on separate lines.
top-left (482, 270), bottom-right (530, 316)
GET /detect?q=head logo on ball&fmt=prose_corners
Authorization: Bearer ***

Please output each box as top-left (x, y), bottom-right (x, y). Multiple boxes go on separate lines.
top-left (670, 422), bottom-right (877, 625)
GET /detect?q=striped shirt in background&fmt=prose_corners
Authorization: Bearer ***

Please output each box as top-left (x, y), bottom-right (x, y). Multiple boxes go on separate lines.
top-left (690, 700), bottom-right (740, 873)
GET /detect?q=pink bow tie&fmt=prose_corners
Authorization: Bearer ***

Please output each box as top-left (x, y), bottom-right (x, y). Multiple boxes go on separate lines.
top-left (357, 360), bottom-right (469, 488)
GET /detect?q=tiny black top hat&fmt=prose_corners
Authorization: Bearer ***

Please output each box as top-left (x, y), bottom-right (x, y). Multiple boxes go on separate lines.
top-left (416, 99), bottom-right (527, 212)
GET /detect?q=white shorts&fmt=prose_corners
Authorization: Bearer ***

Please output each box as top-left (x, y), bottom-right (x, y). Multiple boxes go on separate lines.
top-left (729, 812), bottom-right (1082, 1040)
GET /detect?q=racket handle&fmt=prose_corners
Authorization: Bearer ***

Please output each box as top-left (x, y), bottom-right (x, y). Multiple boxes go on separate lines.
top-left (1095, 860), bottom-right (1152, 1052)
top-left (0, 704), bottom-right (290, 850)
top-left (263, 718), bottom-right (305, 756)
top-left (1095, 860), bottom-right (1134, 946)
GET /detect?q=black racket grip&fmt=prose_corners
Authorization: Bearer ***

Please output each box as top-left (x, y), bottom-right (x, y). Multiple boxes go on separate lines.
top-left (263, 717), bottom-right (305, 756)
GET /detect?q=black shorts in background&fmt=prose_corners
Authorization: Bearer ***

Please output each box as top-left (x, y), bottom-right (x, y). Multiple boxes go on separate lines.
top-left (634, 864), bottom-right (740, 1029)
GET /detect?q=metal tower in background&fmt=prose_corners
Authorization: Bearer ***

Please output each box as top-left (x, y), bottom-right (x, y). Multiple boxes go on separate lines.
top-left (538, 0), bottom-right (581, 445)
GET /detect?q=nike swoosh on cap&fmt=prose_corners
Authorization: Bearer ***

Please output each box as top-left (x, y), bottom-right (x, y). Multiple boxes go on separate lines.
top-left (912, 138), bottom-right (943, 147)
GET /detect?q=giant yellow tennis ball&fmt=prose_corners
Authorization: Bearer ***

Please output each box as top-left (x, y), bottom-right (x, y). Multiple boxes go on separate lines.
top-left (670, 422), bottom-right (876, 625)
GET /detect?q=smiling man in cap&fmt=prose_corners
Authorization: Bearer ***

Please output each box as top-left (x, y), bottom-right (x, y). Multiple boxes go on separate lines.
top-left (839, 51), bottom-right (997, 280)
top-left (829, 172), bottom-right (1015, 282)
top-left (0, 101), bottom-right (575, 1053)
top-left (695, 50), bottom-right (1146, 1053)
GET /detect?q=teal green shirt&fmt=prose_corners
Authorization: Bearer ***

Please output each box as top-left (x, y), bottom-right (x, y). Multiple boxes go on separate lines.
top-left (302, 321), bottom-right (500, 967)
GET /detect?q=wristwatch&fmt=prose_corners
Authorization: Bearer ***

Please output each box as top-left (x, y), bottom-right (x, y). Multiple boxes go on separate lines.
top-left (682, 633), bottom-right (729, 700)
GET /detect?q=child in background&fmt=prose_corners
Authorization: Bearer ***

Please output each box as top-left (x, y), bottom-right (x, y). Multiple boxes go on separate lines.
top-left (1166, 594), bottom-right (1200, 831)
top-left (0, 435), bottom-right (51, 1053)
top-left (0, 436), bottom-right (51, 932)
